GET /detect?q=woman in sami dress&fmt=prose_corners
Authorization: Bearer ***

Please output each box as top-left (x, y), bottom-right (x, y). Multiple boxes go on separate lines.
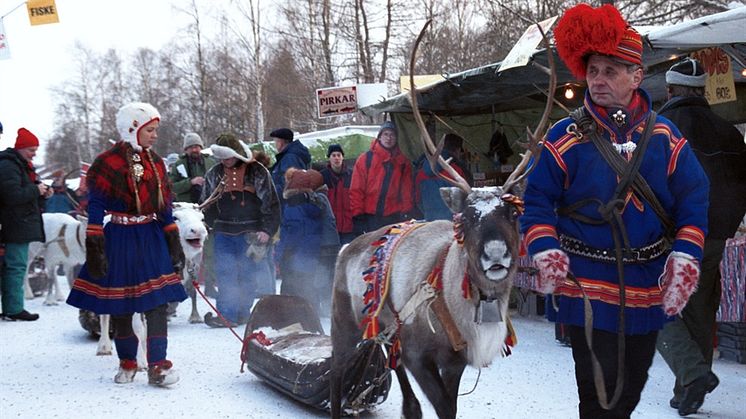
top-left (67, 102), bottom-right (187, 387)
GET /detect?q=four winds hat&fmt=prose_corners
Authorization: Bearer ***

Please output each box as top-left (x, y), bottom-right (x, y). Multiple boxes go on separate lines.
top-left (554, 4), bottom-right (643, 79)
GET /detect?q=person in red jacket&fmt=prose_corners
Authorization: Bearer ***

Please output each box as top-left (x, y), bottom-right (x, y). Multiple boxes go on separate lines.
top-left (320, 144), bottom-right (355, 244)
top-left (349, 121), bottom-right (413, 235)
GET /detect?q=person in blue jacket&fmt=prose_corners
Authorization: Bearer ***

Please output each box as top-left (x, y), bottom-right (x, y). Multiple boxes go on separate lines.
top-left (269, 128), bottom-right (310, 201)
top-left (521, 4), bottom-right (709, 418)
top-left (415, 133), bottom-right (472, 221)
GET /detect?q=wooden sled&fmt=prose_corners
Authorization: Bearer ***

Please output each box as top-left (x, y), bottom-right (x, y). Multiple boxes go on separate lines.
top-left (243, 295), bottom-right (391, 413)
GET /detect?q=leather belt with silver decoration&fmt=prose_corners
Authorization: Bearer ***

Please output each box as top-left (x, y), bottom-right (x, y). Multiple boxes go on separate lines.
top-left (559, 234), bottom-right (669, 264)
top-left (108, 212), bottom-right (158, 225)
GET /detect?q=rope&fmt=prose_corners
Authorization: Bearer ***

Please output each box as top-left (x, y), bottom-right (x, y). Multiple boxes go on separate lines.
top-left (191, 280), bottom-right (244, 343)
top-left (458, 368), bottom-right (482, 396)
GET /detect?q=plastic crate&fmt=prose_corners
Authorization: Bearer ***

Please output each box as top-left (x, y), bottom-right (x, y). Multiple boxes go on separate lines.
top-left (719, 346), bottom-right (746, 364)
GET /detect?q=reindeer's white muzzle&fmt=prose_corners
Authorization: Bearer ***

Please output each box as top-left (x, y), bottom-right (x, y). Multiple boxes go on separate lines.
top-left (481, 239), bottom-right (511, 281)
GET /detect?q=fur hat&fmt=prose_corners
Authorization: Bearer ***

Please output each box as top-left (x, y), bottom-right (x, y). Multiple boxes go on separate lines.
top-left (666, 58), bottom-right (707, 87)
top-left (209, 132), bottom-right (252, 163)
top-left (327, 143), bottom-right (344, 157)
top-left (182, 132), bottom-right (204, 149)
top-left (554, 4), bottom-right (642, 79)
top-left (115, 102), bottom-right (161, 151)
top-left (15, 127), bottom-right (39, 149)
top-left (377, 121), bottom-right (397, 139)
top-left (283, 167), bottom-right (324, 198)
top-left (270, 128), bottom-right (294, 142)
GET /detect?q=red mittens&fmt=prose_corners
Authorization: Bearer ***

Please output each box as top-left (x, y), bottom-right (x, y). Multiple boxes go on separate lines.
top-left (532, 249), bottom-right (570, 294)
top-left (659, 251), bottom-right (700, 316)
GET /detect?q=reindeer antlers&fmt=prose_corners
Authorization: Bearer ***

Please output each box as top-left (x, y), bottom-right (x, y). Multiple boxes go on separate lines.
top-left (408, 20), bottom-right (472, 194)
top-left (501, 21), bottom-right (557, 194)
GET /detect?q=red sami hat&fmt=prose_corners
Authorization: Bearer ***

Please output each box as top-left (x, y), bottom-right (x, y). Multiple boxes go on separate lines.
top-left (15, 127), bottom-right (40, 149)
top-left (554, 3), bottom-right (642, 79)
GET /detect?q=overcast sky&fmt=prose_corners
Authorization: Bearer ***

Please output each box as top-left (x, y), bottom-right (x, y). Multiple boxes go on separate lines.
top-left (0, 0), bottom-right (203, 156)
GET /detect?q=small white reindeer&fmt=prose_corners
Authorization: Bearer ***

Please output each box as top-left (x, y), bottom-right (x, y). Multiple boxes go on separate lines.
top-left (172, 202), bottom-right (209, 323)
top-left (24, 213), bottom-right (86, 305)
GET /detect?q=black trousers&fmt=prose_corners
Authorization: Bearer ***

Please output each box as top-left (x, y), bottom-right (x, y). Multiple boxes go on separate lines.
top-left (568, 325), bottom-right (658, 419)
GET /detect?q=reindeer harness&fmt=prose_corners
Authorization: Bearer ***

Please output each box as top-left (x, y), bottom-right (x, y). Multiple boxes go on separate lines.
top-left (361, 219), bottom-right (517, 369)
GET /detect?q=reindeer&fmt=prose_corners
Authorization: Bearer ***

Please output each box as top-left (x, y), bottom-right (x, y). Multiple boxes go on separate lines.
top-left (329, 19), bottom-right (555, 419)
top-left (172, 202), bottom-right (209, 323)
top-left (24, 213), bottom-right (86, 305)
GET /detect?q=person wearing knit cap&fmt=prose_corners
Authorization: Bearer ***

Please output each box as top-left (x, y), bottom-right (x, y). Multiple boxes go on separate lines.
top-left (655, 57), bottom-right (746, 416)
top-left (320, 144), bottom-right (355, 244)
top-left (521, 4), bottom-right (709, 418)
top-left (66, 102), bottom-right (188, 387)
top-left (269, 127), bottom-right (310, 201)
top-left (0, 127), bottom-right (48, 322)
top-left (199, 132), bottom-right (280, 328)
top-left (168, 132), bottom-right (216, 203)
top-left (349, 120), bottom-right (413, 234)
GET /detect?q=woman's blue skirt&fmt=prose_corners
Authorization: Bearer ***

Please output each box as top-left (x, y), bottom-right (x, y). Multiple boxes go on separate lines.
top-left (67, 222), bottom-right (187, 315)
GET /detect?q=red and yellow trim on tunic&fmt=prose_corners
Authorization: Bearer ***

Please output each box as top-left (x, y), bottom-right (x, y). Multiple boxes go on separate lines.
top-left (71, 273), bottom-right (182, 299)
top-left (555, 276), bottom-right (661, 308)
top-left (524, 224), bottom-right (558, 247)
top-left (86, 224), bottom-right (104, 236)
top-left (676, 225), bottom-right (705, 249)
top-left (543, 141), bottom-right (570, 189)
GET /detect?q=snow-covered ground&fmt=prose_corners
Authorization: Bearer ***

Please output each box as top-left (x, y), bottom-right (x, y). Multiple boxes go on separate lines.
top-left (2, 282), bottom-right (745, 419)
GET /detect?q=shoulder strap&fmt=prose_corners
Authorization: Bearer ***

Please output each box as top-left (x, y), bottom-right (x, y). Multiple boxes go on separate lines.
top-left (572, 109), bottom-right (675, 236)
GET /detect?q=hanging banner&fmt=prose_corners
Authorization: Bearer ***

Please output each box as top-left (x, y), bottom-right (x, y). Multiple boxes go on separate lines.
top-left (27, 0), bottom-right (60, 26)
top-left (0, 20), bottom-right (10, 60)
top-left (316, 85), bottom-right (357, 118)
top-left (499, 16), bottom-right (558, 72)
top-left (690, 47), bottom-right (737, 105)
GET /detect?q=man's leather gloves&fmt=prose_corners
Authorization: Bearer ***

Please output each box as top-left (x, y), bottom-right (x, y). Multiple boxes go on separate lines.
top-left (532, 249), bottom-right (570, 294)
top-left (660, 251), bottom-right (700, 316)
top-left (85, 226), bottom-right (108, 278)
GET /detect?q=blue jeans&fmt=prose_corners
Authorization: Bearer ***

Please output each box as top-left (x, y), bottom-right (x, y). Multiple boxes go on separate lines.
top-left (214, 233), bottom-right (259, 324)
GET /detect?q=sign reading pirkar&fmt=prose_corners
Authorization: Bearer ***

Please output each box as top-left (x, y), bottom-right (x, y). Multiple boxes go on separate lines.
top-left (316, 86), bottom-right (357, 118)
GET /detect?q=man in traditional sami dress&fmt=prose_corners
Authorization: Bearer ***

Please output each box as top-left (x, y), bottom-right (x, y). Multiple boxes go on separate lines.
top-left (520, 4), bottom-right (709, 418)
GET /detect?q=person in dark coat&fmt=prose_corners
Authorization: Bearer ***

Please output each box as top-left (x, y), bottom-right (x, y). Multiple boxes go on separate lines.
top-left (275, 168), bottom-right (339, 314)
top-left (200, 133), bottom-right (280, 327)
top-left (269, 128), bottom-right (311, 200)
top-left (655, 58), bottom-right (746, 416)
top-left (320, 144), bottom-right (355, 244)
top-left (349, 121), bottom-right (414, 234)
top-left (415, 133), bottom-right (472, 221)
top-left (44, 170), bottom-right (79, 214)
top-left (0, 127), bottom-right (50, 321)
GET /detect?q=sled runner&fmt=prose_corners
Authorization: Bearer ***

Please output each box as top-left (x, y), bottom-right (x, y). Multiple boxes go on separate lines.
top-left (243, 295), bottom-right (391, 413)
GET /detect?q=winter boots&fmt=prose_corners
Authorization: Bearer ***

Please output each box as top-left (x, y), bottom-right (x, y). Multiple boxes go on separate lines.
top-left (148, 360), bottom-right (179, 387)
top-left (114, 359), bottom-right (138, 384)
top-left (1, 309), bottom-right (40, 321)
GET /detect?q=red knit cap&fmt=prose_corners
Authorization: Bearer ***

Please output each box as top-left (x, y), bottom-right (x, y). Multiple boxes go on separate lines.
top-left (554, 4), bottom-right (642, 79)
top-left (15, 128), bottom-right (40, 149)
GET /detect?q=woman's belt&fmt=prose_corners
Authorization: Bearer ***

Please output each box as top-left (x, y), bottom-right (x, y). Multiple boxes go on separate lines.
top-left (559, 234), bottom-right (669, 264)
top-left (108, 212), bottom-right (158, 225)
